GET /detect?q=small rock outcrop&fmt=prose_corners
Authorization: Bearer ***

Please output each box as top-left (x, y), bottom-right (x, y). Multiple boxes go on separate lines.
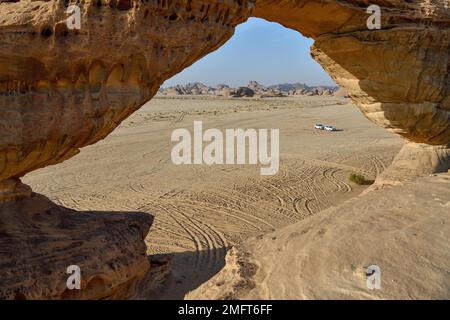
top-left (228, 86), bottom-right (255, 98)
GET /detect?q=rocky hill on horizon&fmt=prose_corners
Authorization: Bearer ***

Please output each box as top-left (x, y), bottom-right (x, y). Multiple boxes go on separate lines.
top-left (158, 81), bottom-right (345, 98)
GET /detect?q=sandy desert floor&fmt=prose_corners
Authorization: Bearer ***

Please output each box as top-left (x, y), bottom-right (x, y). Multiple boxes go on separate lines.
top-left (23, 95), bottom-right (404, 299)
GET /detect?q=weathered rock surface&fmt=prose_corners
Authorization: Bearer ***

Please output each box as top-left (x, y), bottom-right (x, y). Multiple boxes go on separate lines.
top-left (188, 173), bottom-right (450, 300)
top-left (0, 193), bottom-right (153, 299)
top-left (0, 0), bottom-right (449, 299)
top-left (373, 143), bottom-right (450, 186)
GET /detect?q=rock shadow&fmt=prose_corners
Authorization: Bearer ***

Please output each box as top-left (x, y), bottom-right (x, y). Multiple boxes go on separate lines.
top-left (138, 247), bottom-right (229, 300)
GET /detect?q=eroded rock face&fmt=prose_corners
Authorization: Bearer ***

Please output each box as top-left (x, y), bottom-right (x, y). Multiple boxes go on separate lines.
top-left (0, 194), bottom-right (153, 299)
top-left (0, 0), bottom-right (449, 299)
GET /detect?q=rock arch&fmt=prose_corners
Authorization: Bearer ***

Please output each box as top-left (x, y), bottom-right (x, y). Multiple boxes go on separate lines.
top-left (0, 0), bottom-right (449, 299)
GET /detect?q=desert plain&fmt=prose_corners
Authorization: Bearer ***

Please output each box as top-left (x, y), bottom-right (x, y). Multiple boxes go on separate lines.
top-left (23, 95), bottom-right (405, 299)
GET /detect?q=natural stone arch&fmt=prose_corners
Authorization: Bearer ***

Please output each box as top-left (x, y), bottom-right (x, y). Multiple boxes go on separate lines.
top-left (0, 0), bottom-right (449, 299)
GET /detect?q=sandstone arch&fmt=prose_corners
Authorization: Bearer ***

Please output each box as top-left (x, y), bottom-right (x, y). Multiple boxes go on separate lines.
top-left (0, 0), bottom-right (449, 299)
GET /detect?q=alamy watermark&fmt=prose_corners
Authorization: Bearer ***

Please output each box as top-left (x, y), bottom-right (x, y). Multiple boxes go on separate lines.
top-left (367, 5), bottom-right (381, 30)
top-left (66, 265), bottom-right (81, 290)
top-left (66, 5), bottom-right (81, 30)
top-left (366, 265), bottom-right (381, 290)
top-left (64, 4), bottom-right (381, 31)
top-left (171, 121), bottom-right (279, 176)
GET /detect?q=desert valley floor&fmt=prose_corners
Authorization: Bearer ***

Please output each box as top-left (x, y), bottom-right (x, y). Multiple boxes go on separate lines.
top-left (23, 96), bottom-right (404, 299)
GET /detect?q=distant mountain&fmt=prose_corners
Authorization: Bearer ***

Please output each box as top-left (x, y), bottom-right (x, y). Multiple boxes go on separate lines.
top-left (216, 84), bottom-right (230, 90)
top-left (247, 81), bottom-right (267, 92)
top-left (158, 81), bottom-right (342, 98)
top-left (184, 82), bottom-right (213, 94)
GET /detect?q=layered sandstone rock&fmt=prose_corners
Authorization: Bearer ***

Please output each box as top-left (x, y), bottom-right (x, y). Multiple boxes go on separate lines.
top-left (0, 0), bottom-right (449, 299)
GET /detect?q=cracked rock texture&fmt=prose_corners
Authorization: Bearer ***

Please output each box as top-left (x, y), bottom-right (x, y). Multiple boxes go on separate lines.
top-left (0, 0), bottom-right (449, 299)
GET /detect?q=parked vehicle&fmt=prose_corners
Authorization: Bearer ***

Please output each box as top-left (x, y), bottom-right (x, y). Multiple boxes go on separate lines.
top-left (314, 123), bottom-right (324, 130)
top-left (324, 125), bottom-right (337, 131)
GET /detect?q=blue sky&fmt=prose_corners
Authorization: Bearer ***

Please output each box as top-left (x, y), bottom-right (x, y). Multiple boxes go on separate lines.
top-left (163, 18), bottom-right (336, 88)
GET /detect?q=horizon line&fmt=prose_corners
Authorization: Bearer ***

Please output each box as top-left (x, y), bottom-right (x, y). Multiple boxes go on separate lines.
top-left (161, 81), bottom-right (339, 89)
